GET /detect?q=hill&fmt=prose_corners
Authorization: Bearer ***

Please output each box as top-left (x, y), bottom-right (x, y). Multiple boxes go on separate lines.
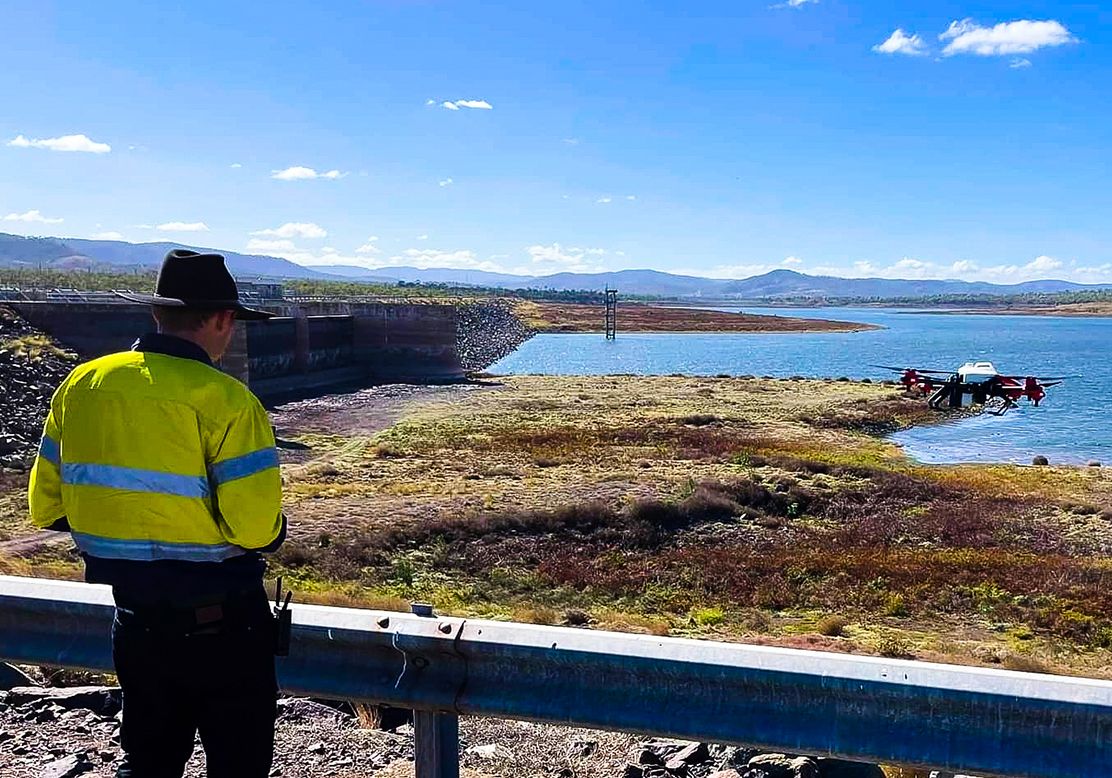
top-left (0, 233), bottom-right (330, 280)
top-left (4, 233), bottom-right (1110, 300)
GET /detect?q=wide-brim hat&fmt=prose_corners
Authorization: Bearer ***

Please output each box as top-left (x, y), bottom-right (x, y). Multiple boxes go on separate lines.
top-left (118, 249), bottom-right (273, 320)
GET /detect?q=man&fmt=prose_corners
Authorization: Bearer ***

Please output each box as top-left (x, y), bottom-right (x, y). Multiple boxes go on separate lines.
top-left (28, 249), bottom-right (286, 777)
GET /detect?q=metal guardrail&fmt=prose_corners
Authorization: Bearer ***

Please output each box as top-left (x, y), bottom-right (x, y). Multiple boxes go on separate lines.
top-left (1, 575), bottom-right (1111, 778)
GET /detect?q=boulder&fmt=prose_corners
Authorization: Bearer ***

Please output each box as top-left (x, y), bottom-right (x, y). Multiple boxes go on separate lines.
top-left (5, 686), bottom-right (120, 717)
top-left (0, 663), bottom-right (33, 691)
top-left (665, 741), bottom-right (710, 771)
top-left (1032, 455), bottom-right (1049, 466)
top-left (747, 753), bottom-right (818, 778)
top-left (40, 753), bottom-right (93, 778)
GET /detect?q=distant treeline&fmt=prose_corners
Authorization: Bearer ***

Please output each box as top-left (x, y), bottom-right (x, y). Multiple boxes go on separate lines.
top-left (0, 267), bottom-right (620, 303)
top-left (0, 267), bottom-right (158, 292)
top-left (716, 290), bottom-right (1112, 308)
top-left (828, 290), bottom-right (1112, 307)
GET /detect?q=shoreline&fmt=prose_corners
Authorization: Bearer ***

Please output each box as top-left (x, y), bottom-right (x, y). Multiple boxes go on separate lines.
top-left (512, 300), bottom-right (882, 334)
top-left (896, 305), bottom-right (1112, 318)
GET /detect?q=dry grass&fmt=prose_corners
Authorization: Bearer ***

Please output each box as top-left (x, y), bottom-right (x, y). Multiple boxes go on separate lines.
top-left (5, 374), bottom-right (1110, 679)
top-left (0, 333), bottom-right (75, 361)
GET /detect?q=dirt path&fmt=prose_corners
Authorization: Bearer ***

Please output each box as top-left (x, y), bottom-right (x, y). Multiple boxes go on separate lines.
top-left (0, 529), bottom-right (69, 557)
top-left (271, 383), bottom-right (491, 440)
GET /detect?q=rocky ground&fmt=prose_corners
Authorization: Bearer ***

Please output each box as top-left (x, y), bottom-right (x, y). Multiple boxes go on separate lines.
top-left (0, 683), bottom-right (956, 778)
top-left (456, 301), bottom-right (536, 371)
top-left (0, 306), bottom-right (79, 471)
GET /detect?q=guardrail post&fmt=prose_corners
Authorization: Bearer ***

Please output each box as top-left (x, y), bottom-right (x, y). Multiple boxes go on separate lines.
top-left (410, 602), bottom-right (460, 778)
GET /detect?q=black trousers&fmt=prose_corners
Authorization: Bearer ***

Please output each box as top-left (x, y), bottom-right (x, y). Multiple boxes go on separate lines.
top-left (111, 594), bottom-right (277, 778)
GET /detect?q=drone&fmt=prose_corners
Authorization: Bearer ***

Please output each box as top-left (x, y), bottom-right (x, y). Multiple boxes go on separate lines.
top-left (873, 361), bottom-right (1069, 416)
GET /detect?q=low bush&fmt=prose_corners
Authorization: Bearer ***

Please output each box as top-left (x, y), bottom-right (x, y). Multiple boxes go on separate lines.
top-left (816, 614), bottom-right (849, 637)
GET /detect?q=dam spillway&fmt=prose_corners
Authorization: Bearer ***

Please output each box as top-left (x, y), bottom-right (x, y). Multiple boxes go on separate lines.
top-left (9, 300), bottom-right (463, 400)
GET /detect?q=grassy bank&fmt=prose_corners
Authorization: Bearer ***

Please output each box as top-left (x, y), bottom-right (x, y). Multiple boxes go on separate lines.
top-left (3, 375), bottom-right (1109, 678)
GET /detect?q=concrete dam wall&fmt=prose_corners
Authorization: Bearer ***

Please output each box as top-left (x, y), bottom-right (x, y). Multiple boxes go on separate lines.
top-left (11, 301), bottom-right (463, 400)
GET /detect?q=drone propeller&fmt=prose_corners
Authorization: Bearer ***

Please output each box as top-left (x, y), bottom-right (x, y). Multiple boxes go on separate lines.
top-left (998, 375), bottom-right (1075, 382)
top-left (870, 364), bottom-right (953, 375)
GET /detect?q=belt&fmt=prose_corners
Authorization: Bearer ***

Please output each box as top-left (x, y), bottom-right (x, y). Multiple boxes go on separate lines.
top-left (115, 587), bottom-right (271, 635)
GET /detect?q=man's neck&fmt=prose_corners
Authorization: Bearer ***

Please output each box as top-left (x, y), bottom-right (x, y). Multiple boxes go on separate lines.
top-left (158, 330), bottom-right (216, 362)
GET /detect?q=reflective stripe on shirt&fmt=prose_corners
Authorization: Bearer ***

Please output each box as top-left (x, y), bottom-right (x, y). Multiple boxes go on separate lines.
top-left (209, 447), bottom-right (280, 486)
top-left (38, 435), bottom-right (61, 467)
top-left (71, 532), bottom-right (245, 563)
top-left (62, 463), bottom-right (211, 499)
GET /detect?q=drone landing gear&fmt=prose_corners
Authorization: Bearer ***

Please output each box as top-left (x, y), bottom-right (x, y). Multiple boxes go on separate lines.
top-left (986, 397), bottom-right (1015, 416)
top-left (928, 379), bottom-right (963, 410)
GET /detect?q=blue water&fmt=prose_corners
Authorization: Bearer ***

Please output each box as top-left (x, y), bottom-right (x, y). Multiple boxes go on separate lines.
top-left (489, 307), bottom-right (1112, 465)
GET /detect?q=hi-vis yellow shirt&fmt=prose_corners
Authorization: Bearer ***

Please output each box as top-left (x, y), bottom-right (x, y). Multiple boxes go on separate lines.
top-left (28, 347), bottom-right (283, 562)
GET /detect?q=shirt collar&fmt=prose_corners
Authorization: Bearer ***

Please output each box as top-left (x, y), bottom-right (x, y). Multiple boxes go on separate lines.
top-left (132, 333), bottom-right (214, 367)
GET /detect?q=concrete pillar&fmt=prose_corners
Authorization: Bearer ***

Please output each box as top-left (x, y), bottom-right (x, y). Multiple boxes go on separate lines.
top-left (293, 312), bottom-right (310, 373)
top-left (219, 321), bottom-right (250, 385)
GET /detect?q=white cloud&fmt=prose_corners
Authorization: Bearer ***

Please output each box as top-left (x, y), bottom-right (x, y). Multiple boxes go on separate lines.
top-left (156, 222), bottom-right (209, 232)
top-left (251, 222), bottom-right (327, 239)
top-left (893, 257), bottom-right (927, 270)
top-left (773, 0), bottom-right (818, 7)
top-left (391, 248), bottom-right (502, 271)
top-left (854, 261), bottom-right (877, 274)
top-left (1025, 255), bottom-right (1062, 272)
top-left (940, 19), bottom-right (1076, 57)
top-left (439, 177), bottom-right (454, 187)
top-left (951, 260), bottom-right (978, 273)
top-left (596, 196), bottom-right (613, 204)
top-left (91, 231), bottom-right (124, 240)
top-left (230, 163), bottom-right (243, 169)
top-left (874, 29), bottom-right (927, 56)
top-left (356, 237), bottom-right (381, 255)
top-left (782, 256), bottom-right (804, 266)
top-left (1010, 58), bottom-right (1033, 69)
top-left (246, 238), bottom-right (297, 252)
top-left (3, 209), bottom-right (63, 224)
top-left (562, 138), bottom-right (580, 145)
top-left (625, 195), bottom-right (637, 201)
top-left (441, 99), bottom-right (493, 111)
top-left (425, 99), bottom-right (436, 106)
top-left (520, 243), bottom-right (608, 274)
top-left (271, 166), bottom-right (347, 181)
top-left (7, 133), bottom-right (111, 153)
top-left (416, 234), bottom-right (429, 241)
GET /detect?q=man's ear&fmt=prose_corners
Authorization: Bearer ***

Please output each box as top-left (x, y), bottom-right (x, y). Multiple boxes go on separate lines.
top-left (220, 310), bottom-right (238, 331)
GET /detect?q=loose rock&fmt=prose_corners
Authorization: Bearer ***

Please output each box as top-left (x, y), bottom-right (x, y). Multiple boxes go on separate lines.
top-left (39, 753), bottom-right (93, 778)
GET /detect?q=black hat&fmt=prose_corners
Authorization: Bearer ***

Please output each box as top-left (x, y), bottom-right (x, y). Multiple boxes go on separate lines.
top-left (119, 249), bottom-right (273, 320)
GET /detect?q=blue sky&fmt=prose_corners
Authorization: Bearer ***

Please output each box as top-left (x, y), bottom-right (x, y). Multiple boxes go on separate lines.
top-left (2, 1), bottom-right (1110, 282)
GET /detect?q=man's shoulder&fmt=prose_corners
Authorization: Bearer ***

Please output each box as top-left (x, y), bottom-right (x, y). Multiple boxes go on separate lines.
top-left (70, 350), bottom-right (262, 410)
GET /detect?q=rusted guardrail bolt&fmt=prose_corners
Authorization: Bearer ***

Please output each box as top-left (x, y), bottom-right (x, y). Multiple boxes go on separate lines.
top-left (438, 623), bottom-right (453, 634)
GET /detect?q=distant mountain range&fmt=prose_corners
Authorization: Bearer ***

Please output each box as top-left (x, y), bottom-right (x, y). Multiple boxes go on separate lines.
top-left (3, 232), bottom-right (1109, 300)
top-left (0, 232), bottom-right (331, 279)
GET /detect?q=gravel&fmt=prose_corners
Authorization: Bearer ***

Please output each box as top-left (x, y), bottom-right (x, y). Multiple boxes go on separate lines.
top-left (456, 302), bottom-right (535, 372)
top-left (0, 306), bottom-right (79, 471)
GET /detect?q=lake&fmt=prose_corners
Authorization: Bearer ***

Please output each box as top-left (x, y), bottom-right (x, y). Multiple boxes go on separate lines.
top-left (489, 307), bottom-right (1112, 466)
